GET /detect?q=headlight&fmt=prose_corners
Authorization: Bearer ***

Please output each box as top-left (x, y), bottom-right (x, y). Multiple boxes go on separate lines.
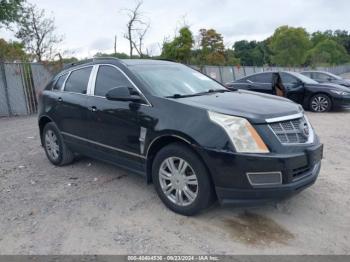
top-left (208, 111), bottom-right (269, 153)
top-left (330, 89), bottom-right (349, 95)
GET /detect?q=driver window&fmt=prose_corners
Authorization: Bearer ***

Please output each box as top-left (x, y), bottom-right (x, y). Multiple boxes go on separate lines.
top-left (280, 73), bottom-right (299, 85)
top-left (95, 65), bottom-right (133, 97)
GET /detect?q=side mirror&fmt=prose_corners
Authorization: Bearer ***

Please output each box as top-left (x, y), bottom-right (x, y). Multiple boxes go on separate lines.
top-left (106, 87), bottom-right (142, 102)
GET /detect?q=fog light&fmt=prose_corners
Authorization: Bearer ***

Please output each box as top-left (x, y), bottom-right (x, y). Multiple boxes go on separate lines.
top-left (246, 172), bottom-right (282, 187)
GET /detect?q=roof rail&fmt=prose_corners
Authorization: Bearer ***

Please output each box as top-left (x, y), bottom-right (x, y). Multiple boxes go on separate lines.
top-left (155, 58), bottom-right (177, 63)
top-left (63, 57), bottom-right (121, 70)
top-left (93, 57), bottom-right (121, 62)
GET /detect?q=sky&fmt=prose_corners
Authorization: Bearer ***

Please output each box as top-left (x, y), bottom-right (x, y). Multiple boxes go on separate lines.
top-left (1, 0), bottom-right (349, 58)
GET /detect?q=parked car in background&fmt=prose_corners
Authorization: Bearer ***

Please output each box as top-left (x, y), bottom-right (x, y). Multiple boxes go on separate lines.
top-left (38, 58), bottom-right (323, 215)
top-left (226, 71), bottom-right (350, 112)
top-left (301, 71), bottom-right (350, 88)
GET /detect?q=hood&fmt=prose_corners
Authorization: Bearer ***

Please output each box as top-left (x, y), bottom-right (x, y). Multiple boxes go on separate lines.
top-left (334, 79), bottom-right (350, 88)
top-left (175, 90), bottom-right (301, 124)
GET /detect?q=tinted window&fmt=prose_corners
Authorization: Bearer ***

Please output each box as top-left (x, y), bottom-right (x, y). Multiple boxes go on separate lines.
top-left (314, 72), bottom-right (334, 81)
top-left (95, 65), bottom-right (132, 97)
top-left (288, 72), bottom-right (318, 84)
top-left (301, 72), bottom-right (312, 78)
top-left (64, 67), bottom-right (92, 94)
top-left (53, 73), bottom-right (68, 90)
top-left (280, 73), bottom-right (299, 84)
top-left (247, 73), bottom-right (272, 83)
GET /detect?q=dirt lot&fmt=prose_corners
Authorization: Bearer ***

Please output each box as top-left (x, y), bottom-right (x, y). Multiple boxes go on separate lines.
top-left (0, 111), bottom-right (349, 255)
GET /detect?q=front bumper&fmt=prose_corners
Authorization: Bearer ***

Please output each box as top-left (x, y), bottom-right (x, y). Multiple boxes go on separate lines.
top-left (333, 95), bottom-right (350, 109)
top-left (197, 144), bottom-right (323, 205)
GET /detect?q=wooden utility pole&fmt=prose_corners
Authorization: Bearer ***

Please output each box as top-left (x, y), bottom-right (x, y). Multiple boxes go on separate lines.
top-left (114, 35), bottom-right (117, 55)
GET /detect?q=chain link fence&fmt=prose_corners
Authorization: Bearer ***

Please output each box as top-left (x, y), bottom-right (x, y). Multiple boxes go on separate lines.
top-left (1, 62), bottom-right (350, 117)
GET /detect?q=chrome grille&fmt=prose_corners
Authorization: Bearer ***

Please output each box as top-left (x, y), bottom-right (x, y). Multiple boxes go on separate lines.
top-left (269, 117), bottom-right (309, 144)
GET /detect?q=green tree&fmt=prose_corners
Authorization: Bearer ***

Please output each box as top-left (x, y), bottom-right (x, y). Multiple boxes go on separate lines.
top-left (0, 38), bottom-right (27, 61)
top-left (307, 39), bottom-right (350, 66)
top-left (269, 26), bottom-right (311, 66)
top-left (233, 40), bottom-right (253, 65)
top-left (161, 27), bottom-right (194, 63)
top-left (333, 30), bottom-right (350, 54)
top-left (224, 49), bottom-right (240, 65)
top-left (198, 28), bottom-right (225, 65)
top-left (233, 40), bottom-right (271, 66)
top-left (0, 0), bottom-right (24, 27)
top-left (311, 31), bottom-right (331, 46)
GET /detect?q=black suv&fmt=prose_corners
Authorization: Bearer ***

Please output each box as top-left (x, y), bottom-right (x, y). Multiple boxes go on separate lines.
top-left (38, 58), bottom-right (323, 215)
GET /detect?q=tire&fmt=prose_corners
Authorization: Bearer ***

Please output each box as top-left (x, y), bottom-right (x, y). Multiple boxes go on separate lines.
top-left (152, 143), bottom-right (215, 216)
top-left (43, 122), bottom-right (74, 166)
top-left (309, 94), bottom-right (332, 112)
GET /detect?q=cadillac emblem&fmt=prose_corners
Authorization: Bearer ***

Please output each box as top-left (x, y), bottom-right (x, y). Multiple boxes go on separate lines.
top-left (300, 121), bottom-right (310, 138)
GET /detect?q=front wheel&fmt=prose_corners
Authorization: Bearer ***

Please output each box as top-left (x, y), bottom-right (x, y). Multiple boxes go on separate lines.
top-left (309, 94), bottom-right (332, 112)
top-left (152, 143), bottom-right (215, 216)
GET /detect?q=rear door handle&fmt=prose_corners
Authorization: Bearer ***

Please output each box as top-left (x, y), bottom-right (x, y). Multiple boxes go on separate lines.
top-left (58, 97), bottom-right (63, 102)
top-left (90, 106), bottom-right (97, 112)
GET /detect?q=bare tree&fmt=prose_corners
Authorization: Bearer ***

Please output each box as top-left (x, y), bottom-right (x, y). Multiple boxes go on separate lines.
top-left (15, 4), bottom-right (62, 62)
top-left (123, 0), bottom-right (150, 58)
top-left (132, 22), bottom-right (150, 58)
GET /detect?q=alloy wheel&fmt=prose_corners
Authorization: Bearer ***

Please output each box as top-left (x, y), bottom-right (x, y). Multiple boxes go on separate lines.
top-left (45, 130), bottom-right (60, 160)
top-left (311, 95), bottom-right (329, 112)
top-left (158, 157), bottom-right (199, 206)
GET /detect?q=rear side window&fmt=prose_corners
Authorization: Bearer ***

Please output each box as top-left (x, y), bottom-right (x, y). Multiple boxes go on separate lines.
top-left (64, 67), bottom-right (92, 94)
top-left (94, 65), bottom-right (132, 97)
top-left (314, 72), bottom-right (333, 81)
top-left (53, 73), bottom-right (68, 90)
top-left (247, 73), bottom-right (272, 83)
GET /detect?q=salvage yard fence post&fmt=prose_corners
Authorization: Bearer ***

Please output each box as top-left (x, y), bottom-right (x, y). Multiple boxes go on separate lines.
top-left (0, 62), bottom-right (12, 116)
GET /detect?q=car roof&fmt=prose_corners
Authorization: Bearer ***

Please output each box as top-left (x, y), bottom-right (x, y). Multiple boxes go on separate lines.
top-left (241, 70), bottom-right (297, 77)
top-left (301, 70), bottom-right (331, 74)
top-left (233, 71), bottom-right (305, 82)
top-left (120, 59), bottom-right (177, 66)
top-left (56, 58), bottom-right (177, 78)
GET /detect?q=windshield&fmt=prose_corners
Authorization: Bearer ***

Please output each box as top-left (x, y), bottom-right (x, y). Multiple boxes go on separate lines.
top-left (288, 72), bottom-right (319, 84)
top-left (324, 72), bottom-right (342, 80)
top-left (129, 64), bottom-right (226, 97)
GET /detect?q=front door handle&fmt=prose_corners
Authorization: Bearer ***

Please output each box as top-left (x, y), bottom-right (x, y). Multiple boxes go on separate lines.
top-left (58, 97), bottom-right (63, 102)
top-left (90, 106), bottom-right (97, 112)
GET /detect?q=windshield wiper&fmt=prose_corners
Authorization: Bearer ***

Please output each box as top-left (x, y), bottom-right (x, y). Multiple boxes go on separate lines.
top-left (206, 89), bottom-right (231, 93)
top-left (166, 89), bottom-right (232, 99)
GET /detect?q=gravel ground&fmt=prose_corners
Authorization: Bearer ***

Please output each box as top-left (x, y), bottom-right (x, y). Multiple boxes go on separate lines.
top-left (0, 110), bottom-right (349, 255)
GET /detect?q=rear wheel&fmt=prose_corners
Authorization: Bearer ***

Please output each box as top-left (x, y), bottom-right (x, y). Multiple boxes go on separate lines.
top-left (309, 94), bottom-right (332, 112)
top-left (43, 122), bottom-right (74, 166)
top-left (152, 143), bottom-right (215, 216)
